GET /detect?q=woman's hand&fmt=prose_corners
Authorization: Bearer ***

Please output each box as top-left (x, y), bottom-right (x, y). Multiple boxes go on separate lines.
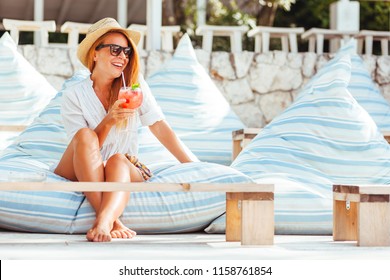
top-left (106, 99), bottom-right (136, 127)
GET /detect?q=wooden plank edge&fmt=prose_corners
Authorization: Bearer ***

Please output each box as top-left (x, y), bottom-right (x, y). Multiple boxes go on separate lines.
top-left (0, 182), bottom-right (274, 192)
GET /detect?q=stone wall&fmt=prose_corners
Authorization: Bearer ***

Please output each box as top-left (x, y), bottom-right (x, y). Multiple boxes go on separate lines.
top-left (18, 45), bottom-right (390, 127)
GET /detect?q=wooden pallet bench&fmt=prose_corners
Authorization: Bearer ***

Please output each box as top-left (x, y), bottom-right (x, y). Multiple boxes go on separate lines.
top-left (333, 185), bottom-right (390, 246)
top-left (232, 128), bottom-right (261, 160)
top-left (0, 181), bottom-right (274, 246)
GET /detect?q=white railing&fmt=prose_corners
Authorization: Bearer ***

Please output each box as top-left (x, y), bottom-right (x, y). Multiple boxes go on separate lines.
top-left (1, 18), bottom-right (389, 55)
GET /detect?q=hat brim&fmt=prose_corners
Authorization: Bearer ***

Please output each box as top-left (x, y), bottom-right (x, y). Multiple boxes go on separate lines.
top-left (77, 27), bottom-right (141, 68)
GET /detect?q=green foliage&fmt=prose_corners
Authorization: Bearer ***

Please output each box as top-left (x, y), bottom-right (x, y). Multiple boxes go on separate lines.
top-left (205, 0), bottom-right (257, 51)
top-left (275, 0), bottom-right (390, 53)
top-left (259, 0), bottom-right (296, 11)
top-left (12, 31), bottom-right (68, 45)
top-left (275, 0), bottom-right (390, 31)
top-left (208, 0), bottom-right (256, 27)
top-left (358, 1), bottom-right (390, 31)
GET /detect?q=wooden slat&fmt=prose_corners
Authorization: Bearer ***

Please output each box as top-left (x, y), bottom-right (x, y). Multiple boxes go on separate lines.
top-left (0, 181), bottom-right (274, 192)
top-left (226, 192), bottom-right (274, 201)
top-left (241, 200), bottom-right (274, 246)
top-left (232, 128), bottom-right (261, 140)
top-left (360, 194), bottom-right (390, 203)
top-left (358, 202), bottom-right (390, 246)
top-left (333, 185), bottom-right (359, 194)
top-left (333, 200), bottom-right (358, 241)
top-left (333, 192), bottom-right (360, 203)
top-left (226, 199), bottom-right (241, 242)
top-left (232, 128), bottom-right (262, 160)
top-left (334, 184), bottom-right (390, 195)
top-left (355, 185), bottom-right (390, 195)
top-left (0, 125), bottom-right (27, 132)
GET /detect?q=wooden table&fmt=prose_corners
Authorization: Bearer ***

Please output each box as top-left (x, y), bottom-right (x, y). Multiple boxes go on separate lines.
top-left (333, 185), bottom-right (390, 246)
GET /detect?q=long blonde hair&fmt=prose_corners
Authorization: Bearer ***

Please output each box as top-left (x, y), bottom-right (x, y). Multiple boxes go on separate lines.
top-left (86, 30), bottom-right (140, 109)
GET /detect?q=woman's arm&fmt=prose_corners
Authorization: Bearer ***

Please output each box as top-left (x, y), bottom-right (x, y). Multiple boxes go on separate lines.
top-left (94, 99), bottom-right (134, 148)
top-left (149, 120), bottom-right (193, 163)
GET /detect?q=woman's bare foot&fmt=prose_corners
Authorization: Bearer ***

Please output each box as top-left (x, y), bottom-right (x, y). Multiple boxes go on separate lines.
top-left (86, 219), bottom-right (113, 242)
top-left (111, 219), bottom-right (136, 239)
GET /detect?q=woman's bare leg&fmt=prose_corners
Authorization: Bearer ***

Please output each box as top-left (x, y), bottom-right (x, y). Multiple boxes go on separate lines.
top-left (54, 128), bottom-right (108, 241)
top-left (54, 128), bottom-right (104, 182)
top-left (54, 128), bottom-right (144, 242)
top-left (86, 154), bottom-right (144, 242)
top-left (54, 128), bottom-right (105, 214)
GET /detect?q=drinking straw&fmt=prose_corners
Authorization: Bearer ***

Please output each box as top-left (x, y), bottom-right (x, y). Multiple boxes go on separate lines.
top-left (121, 72), bottom-right (126, 88)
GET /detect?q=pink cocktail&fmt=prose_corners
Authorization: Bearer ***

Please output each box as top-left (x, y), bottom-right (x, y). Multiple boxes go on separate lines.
top-left (117, 84), bottom-right (143, 131)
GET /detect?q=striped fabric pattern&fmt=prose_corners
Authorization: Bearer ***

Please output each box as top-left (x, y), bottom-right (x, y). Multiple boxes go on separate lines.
top-left (0, 161), bottom-right (251, 234)
top-left (0, 32), bottom-right (56, 129)
top-left (339, 40), bottom-right (390, 131)
top-left (74, 162), bottom-right (251, 234)
top-left (229, 54), bottom-right (390, 234)
top-left (0, 157), bottom-right (83, 233)
top-left (349, 55), bottom-right (390, 131)
top-left (146, 34), bottom-right (245, 165)
top-left (0, 59), bottom-right (238, 234)
top-left (1, 71), bottom-right (88, 161)
top-left (2, 69), bottom-right (198, 168)
top-left (136, 126), bottom-right (199, 172)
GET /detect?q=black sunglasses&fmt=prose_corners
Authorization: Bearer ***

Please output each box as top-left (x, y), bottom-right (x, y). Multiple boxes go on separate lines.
top-left (95, 44), bottom-right (132, 58)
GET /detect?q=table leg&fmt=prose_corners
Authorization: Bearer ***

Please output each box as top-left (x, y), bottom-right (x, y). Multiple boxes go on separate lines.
top-left (333, 199), bottom-right (358, 241)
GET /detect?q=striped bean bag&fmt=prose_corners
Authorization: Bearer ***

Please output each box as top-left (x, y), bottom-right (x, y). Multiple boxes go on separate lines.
top-left (225, 53), bottom-right (390, 234)
top-left (0, 161), bottom-right (251, 234)
top-left (339, 40), bottom-right (390, 131)
top-left (0, 32), bottom-right (56, 150)
top-left (146, 34), bottom-right (245, 165)
top-left (0, 45), bottom-right (245, 233)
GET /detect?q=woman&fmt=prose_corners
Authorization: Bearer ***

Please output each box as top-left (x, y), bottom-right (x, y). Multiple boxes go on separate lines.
top-left (54, 18), bottom-right (193, 242)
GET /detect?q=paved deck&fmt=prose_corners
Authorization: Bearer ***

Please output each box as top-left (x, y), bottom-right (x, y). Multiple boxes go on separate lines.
top-left (1, 232), bottom-right (390, 260)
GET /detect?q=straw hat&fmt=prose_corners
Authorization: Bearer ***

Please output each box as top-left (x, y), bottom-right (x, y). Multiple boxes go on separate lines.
top-left (77, 17), bottom-right (141, 68)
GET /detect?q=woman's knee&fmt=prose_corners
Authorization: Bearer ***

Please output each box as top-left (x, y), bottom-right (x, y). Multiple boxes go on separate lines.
top-left (73, 128), bottom-right (99, 149)
top-left (105, 154), bottom-right (144, 182)
top-left (105, 154), bottom-right (128, 170)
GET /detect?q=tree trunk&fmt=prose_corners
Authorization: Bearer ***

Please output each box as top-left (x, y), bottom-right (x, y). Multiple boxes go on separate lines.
top-left (256, 4), bottom-right (278, 26)
top-left (162, 0), bottom-right (177, 25)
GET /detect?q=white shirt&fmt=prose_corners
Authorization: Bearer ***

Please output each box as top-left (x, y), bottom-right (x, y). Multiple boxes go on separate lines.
top-left (61, 74), bottom-right (164, 161)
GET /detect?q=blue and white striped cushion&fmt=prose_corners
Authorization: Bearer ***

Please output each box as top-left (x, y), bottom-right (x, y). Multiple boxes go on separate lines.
top-left (0, 32), bottom-right (56, 149)
top-left (335, 40), bottom-right (390, 131)
top-left (349, 55), bottom-right (390, 131)
top-left (0, 157), bottom-right (82, 233)
top-left (1, 71), bottom-right (88, 161)
top-left (0, 161), bottom-right (251, 233)
top-left (0, 60), bottom-right (234, 234)
top-left (229, 54), bottom-right (390, 234)
top-left (146, 34), bottom-right (245, 165)
top-left (2, 69), bottom-right (198, 169)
